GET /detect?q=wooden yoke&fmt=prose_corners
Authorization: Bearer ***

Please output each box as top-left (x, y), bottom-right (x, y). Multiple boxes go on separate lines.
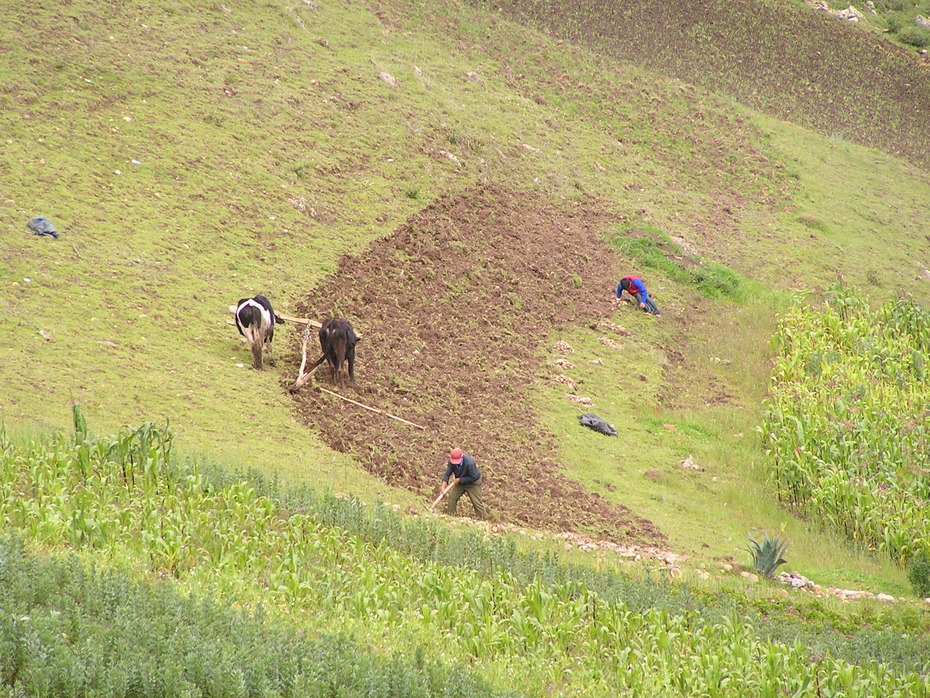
top-left (276, 312), bottom-right (323, 329)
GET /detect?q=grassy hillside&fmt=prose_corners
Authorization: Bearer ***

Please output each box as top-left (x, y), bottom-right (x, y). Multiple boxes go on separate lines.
top-left (3, 0), bottom-right (930, 569)
top-left (3, 0), bottom-right (930, 692)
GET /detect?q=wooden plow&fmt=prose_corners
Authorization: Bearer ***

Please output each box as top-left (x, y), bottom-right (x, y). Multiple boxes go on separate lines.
top-left (317, 386), bottom-right (426, 430)
top-left (280, 313), bottom-right (423, 429)
top-left (276, 313), bottom-right (324, 393)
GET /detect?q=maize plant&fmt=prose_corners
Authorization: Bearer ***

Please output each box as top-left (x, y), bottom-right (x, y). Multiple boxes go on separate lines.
top-left (3, 413), bottom-right (930, 696)
top-left (762, 288), bottom-right (930, 566)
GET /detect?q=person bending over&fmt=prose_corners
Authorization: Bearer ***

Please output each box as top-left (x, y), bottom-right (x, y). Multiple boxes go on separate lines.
top-left (439, 448), bottom-right (488, 520)
top-left (615, 276), bottom-right (661, 316)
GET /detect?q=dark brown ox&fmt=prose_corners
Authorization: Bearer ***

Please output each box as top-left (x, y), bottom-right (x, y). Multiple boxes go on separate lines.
top-left (316, 318), bottom-right (358, 386)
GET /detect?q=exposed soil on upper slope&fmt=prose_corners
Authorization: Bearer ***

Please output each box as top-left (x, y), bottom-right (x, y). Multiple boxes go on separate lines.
top-left (289, 185), bottom-right (667, 546)
top-left (484, 0), bottom-right (930, 171)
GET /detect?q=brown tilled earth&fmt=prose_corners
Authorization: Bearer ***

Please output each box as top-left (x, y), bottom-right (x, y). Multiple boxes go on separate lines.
top-left (288, 185), bottom-right (668, 547)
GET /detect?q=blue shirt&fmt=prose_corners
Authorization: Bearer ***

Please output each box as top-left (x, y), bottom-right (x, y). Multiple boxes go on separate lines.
top-left (442, 454), bottom-right (482, 485)
top-left (616, 277), bottom-right (650, 304)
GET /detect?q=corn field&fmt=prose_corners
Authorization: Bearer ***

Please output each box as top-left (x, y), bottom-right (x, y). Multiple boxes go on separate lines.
top-left (762, 288), bottom-right (930, 565)
top-left (1, 408), bottom-right (929, 696)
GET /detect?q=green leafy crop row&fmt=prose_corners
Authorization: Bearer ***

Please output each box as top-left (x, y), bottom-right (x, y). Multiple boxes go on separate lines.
top-left (762, 287), bottom-right (930, 565)
top-left (2, 409), bottom-right (930, 695)
top-left (0, 537), bottom-right (493, 698)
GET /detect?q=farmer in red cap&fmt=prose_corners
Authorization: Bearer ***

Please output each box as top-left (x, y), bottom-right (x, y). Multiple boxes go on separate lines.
top-left (439, 448), bottom-right (488, 520)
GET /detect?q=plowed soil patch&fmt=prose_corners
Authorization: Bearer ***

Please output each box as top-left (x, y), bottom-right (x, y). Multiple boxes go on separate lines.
top-left (289, 185), bottom-right (667, 546)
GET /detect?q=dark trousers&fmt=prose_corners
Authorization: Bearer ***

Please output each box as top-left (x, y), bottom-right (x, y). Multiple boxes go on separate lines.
top-left (447, 481), bottom-right (488, 520)
top-left (629, 294), bottom-right (660, 315)
top-left (641, 297), bottom-right (661, 315)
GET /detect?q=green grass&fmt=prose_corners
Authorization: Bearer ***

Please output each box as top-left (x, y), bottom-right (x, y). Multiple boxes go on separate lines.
top-left (606, 224), bottom-right (747, 300)
top-left (761, 115), bottom-right (930, 295)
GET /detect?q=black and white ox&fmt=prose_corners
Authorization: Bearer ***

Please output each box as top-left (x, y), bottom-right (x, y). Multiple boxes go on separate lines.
top-left (316, 318), bottom-right (358, 386)
top-left (233, 295), bottom-right (285, 369)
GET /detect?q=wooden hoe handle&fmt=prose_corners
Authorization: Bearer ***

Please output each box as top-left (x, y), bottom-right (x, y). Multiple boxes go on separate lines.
top-left (429, 481), bottom-right (455, 512)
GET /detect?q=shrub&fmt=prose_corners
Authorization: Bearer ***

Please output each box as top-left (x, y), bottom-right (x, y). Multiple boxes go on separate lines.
top-left (885, 12), bottom-right (908, 32)
top-left (898, 25), bottom-right (930, 46)
top-left (907, 548), bottom-right (930, 598)
top-left (748, 533), bottom-right (789, 578)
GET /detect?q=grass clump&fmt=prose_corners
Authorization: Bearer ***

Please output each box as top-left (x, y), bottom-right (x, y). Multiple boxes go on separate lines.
top-left (897, 24), bottom-right (930, 46)
top-left (885, 12), bottom-right (910, 32)
top-left (607, 225), bottom-right (745, 300)
top-left (797, 214), bottom-right (829, 233)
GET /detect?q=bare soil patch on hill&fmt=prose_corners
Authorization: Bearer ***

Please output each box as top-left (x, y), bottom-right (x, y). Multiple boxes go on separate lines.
top-left (288, 185), bottom-right (667, 546)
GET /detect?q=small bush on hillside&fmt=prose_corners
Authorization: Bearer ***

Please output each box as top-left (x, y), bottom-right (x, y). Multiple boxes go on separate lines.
top-left (885, 12), bottom-right (909, 32)
top-left (907, 548), bottom-right (930, 598)
top-left (748, 532), bottom-right (789, 578)
top-left (898, 25), bottom-right (930, 46)
top-left (798, 214), bottom-right (829, 233)
top-left (689, 264), bottom-right (744, 299)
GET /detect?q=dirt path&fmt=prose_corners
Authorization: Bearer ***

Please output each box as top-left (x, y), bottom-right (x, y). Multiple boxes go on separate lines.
top-left (288, 185), bottom-right (667, 546)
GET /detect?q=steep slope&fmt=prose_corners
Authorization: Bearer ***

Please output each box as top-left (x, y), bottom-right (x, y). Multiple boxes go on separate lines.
top-left (1, 0), bottom-right (930, 583)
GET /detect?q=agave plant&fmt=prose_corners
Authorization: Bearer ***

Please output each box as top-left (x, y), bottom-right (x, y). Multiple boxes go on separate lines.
top-left (748, 532), bottom-right (789, 578)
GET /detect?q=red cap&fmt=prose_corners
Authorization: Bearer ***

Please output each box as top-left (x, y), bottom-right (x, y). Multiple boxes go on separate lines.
top-left (449, 448), bottom-right (463, 464)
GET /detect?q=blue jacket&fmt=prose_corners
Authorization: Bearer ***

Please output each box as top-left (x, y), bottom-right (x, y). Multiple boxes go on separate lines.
top-left (616, 276), bottom-right (651, 304)
top-left (442, 454), bottom-right (481, 485)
